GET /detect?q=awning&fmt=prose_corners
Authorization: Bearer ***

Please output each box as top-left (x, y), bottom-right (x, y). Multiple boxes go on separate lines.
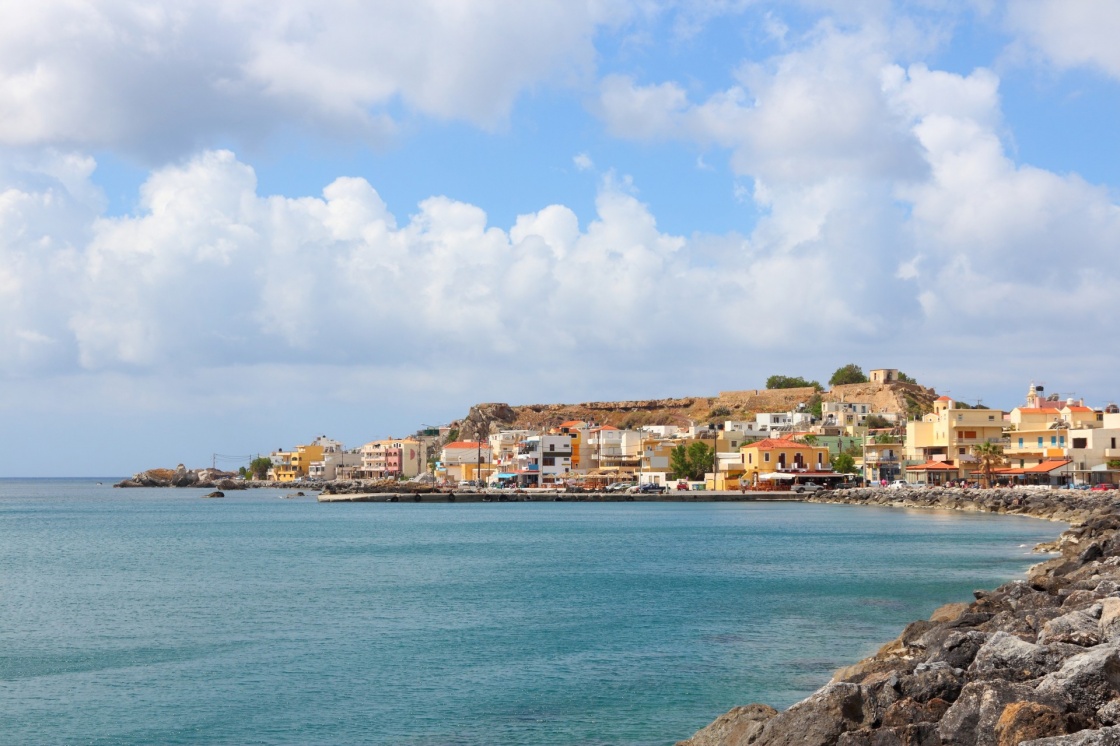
top-left (495, 473), bottom-right (517, 479)
top-left (759, 472), bottom-right (795, 481)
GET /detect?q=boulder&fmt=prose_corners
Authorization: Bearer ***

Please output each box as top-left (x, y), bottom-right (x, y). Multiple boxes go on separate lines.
top-left (994, 701), bottom-right (1068, 746)
top-left (900, 662), bottom-right (965, 703)
top-left (752, 683), bottom-right (867, 746)
top-left (1039, 607), bottom-right (1104, 647)
top-left (1100, 600), bottom-right (1120, 641)
top-left (881, 697), bottom-right (950, 727)
top-left (930, 603), bottom-right (971, 623)
top-left (1036, 644), bottom-right (1120, 714)
top-left (938, 680), bottom-right (1063, 746)
top-left (837, 723), bottom-right (940, 746)
top-left (170, 464), bottom-right (199, 487)
top-left (968, 631), bottom-right (1066, 682)
top-left (1019, 726), bottom-right (1120, 745)
top-left (676, 703), bottom-right (778, 746)
top-left (924, 630), bottom-right (989, 670)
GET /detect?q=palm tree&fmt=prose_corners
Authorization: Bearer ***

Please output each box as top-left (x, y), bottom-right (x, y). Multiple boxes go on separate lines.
top-left (972, 441), bottom-right (1007, 488)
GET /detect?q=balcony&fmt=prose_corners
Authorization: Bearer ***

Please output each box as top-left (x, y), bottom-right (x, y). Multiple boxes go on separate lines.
top-left (953, 437), bottom-right (1011, 446)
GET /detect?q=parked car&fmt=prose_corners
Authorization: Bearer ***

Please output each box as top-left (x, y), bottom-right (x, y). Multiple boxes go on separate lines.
top-left (605, 482), bottom-right (634, 493)
top-left (675, 482), bottom-right (690, 491)
top-left (1091, 483), bottom-right (1117, 491)
top-left (792, 481), bottom-right (826, 494)
top-left (628, 483), bottom-right (666, 494)
top-left (887, 480), bottom-right (908, 490)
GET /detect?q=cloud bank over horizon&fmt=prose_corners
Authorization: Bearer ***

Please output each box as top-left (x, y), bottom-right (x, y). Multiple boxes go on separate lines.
top-left (2, 0), bottom-right (1119, 474)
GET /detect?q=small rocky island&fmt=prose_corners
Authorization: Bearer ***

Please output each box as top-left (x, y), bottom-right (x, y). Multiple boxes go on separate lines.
top-left (114, 465), bottom-right (247, 490)
top-left (678, 486), bottom-right (1120, 746)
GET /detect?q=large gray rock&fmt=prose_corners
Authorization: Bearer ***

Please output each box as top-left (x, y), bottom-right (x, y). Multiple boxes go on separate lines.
top-left (676, 703), bottom-right (778, 746)
top-left (938, 680), bottom-right (1063, 746)
top-left (752, 683), bottom-right (868, 746)
top-left (924, 630), bottom-right (989, 670)
top-left (1039, 606), bottom-right (1105, 647)
top-left (969, 631), bottom-right (1068, 682)
top-left (1020, 726), bottom-right (1120, 745)
top-left (837, 723), bottom-right (940, 746)
top-left (1036, 645), bottom-right (1120, 713)
top-left (1100, 599), bottom-right (1120, 641)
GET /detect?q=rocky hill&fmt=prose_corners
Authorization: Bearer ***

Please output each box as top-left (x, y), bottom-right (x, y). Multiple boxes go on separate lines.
top-left (452, 382), bottom-right (938, 440)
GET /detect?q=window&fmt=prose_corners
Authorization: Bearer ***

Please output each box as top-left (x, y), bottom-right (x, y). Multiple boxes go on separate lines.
top-left (1060, 436), bottom-right (1065, 446)
top-left (543, 457), bottom-right (555, 466)
top-left (1038, 437), bottom-right (1043, 447)
top-left (1018, 438), bottom-right (1024, 448)
top-left (1113, 438), bottom-right (1117, 449)
top-left (989, 415), bottom-right (995, 421)
top-left (1073, 438), bottom-right (1088, 449)
top-left (763, 453), bottom-right (770, 463)
top-left (1051, 436), bottom-right (1057, 446)
top-left (959, 448), bottom-right (966, 455)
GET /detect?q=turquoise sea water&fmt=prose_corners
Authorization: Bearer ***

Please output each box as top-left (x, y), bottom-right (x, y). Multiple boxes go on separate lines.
top-left (0, 479), bottom-right (1061, 745)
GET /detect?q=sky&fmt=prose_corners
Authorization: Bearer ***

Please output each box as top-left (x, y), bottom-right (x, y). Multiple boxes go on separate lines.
top-left (2, 0), bottom-right (1119, 477)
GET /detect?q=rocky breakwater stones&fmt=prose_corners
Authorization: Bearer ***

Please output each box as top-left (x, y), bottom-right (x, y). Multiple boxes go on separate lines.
top-left (676, 487), bottom-right (1120, 746)
top-left (114, 464), bottom-right (246, 490)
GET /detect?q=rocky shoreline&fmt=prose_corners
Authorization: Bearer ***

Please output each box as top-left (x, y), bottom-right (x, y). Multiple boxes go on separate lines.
top-left (678, 486), bottom-right (1120, 746)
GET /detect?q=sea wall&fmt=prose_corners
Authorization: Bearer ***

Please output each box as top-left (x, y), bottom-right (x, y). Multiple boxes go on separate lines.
top-left (678, 486), bottom-right (1120, 746)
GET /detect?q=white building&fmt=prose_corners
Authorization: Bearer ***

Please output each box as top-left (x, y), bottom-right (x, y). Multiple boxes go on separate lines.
top-left (756, 411), bottom-right (813, 430)
top-left (587, 427), bottom-right (641, 472)
top-left (1068, 413), bottom-right (1120, 486)
top-left (515, 434), bottom-right (573, 486)
top-left (309, 451), bottom-right (363, 480)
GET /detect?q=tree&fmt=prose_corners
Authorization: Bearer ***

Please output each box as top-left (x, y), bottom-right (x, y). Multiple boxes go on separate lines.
top-left (669, 441), bottom-right (716, 481)
top-left (865, 414), bottom-right (893, 429)
top-left (766, 375), bottom-right (823, 391)
top-left (831, 453), bottom-right (857, 474)
top-left (972, 441), bottom-right (1007, 488)
top-left (807, 393), bottom-right (823, 419)
top-left (800, 434), bottom-right (819, 445)
top-left (829, 364), bottom-right (868, 386)
top-left (248, 457), bottom-right (272, 481)
top-left (897, 371), bottom-right (917, 384)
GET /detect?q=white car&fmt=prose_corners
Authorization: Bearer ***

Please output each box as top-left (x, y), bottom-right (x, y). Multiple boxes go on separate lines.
top-left (887, 480), bottom-right (908, 489)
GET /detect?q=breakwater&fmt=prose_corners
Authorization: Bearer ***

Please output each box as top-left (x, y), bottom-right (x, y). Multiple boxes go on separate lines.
top-left (678, 486), bottom-right (1120, 746)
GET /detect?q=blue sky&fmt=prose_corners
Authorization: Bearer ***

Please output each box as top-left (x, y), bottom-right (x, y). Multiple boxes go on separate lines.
top-left (2, 0), bottom-right (1119, 476)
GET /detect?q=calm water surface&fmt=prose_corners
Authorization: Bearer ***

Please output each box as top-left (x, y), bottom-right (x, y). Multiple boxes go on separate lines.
top-left (0, 479), bottom-right (1061, 745)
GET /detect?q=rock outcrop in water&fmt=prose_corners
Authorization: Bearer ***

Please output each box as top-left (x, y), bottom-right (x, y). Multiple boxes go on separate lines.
top-left (115, 465), bottom-right (245, 490)
top-left (678, 487), bottom-right (1120, 746)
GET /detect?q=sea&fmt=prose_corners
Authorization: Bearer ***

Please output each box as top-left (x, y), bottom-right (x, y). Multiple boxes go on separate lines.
top-left (0, 479), bottom-right (1061, 746)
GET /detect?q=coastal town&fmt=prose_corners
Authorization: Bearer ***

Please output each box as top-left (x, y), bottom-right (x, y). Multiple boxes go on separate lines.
top-left (228, 366), bottom-right (1120, 494)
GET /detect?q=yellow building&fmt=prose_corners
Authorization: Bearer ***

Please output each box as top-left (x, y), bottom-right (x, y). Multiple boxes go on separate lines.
top-left (267, 442), bottom-right (325, 482)
top-left (739, 438), bottom-right (832, 487)
top-left (905, 396), bottom-right (1005, 479)
top-left (1006, 405), bottom-right (1067, 469)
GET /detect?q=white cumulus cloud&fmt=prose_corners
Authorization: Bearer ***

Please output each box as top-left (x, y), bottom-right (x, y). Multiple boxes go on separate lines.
top-left (0, 0), bottom-right (633, 157)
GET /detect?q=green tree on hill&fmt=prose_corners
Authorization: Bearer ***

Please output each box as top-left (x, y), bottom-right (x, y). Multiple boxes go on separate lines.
top-left (829, 364), bottom-right (868, 386)
top-left (669, 441), bottom-right (716, 481)
top-left (766, 375), bottom-right (823, 391)
top-left (897, 371), bottom-right (917, 384)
